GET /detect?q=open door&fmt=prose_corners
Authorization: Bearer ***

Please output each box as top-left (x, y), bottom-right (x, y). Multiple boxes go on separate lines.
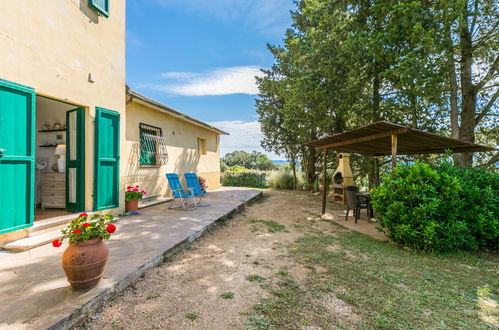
top-left (0, 79), bottom-right (35, 234)
top-left (94, 107), bottom-right (120, 211)
top-left (66, 108), bottom-right (85, 212)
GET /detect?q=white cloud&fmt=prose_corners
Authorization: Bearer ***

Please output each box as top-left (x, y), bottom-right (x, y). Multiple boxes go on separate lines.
top-left (207, 120), bottom-right (284, 160)
top-left (159, 72), bottom-right (197, 79)
top-left (154, 66), bottom-right (264, 96)
top-left (153, 0), bottom-right (293, 36)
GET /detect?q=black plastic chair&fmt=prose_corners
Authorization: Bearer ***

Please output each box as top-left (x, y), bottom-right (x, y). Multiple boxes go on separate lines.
top-left (345, 186), bottom-right (367, 223)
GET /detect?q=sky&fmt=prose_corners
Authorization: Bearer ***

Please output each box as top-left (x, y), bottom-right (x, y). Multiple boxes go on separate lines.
top-left (126, 0), bottom-right (296, 160)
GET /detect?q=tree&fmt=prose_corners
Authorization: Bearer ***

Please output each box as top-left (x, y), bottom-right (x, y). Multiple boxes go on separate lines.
top-left (223, 150), bottom-right (276, 171)
top-left (437, 0), bottom-right (499, 167)
top-left (256, 0), bottom-right (498, 186)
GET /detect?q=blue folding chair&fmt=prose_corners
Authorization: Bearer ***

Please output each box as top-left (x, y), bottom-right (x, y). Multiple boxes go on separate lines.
top-left (184, 173), bottom-right (209, 206)
top-left (165, 173), bottom-right (197, 210)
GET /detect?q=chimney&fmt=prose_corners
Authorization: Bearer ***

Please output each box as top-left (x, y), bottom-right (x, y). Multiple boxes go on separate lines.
top-left (333, 153), bottom-right (353, 186)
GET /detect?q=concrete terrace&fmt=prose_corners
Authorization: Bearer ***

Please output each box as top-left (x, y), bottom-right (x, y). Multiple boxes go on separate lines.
top-left (0, 187), bottom-right (262, 330)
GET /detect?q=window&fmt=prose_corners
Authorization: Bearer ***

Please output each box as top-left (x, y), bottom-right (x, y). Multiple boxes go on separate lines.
top-left (140, 123), bottom-right (168, 167)
top-left (89, 0), bottom-right (109, 18)
top-left (197, 138), bottom-right (207, 155)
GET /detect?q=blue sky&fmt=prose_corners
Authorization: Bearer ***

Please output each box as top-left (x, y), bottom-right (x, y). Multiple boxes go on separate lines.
top-left (126, 0), bottom-right (296, 159)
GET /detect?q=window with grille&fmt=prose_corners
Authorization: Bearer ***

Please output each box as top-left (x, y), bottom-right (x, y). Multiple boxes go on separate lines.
top-left (197, 138), bottom-right (207, 155)
top-left (139, 123), bottom-right (168, 167)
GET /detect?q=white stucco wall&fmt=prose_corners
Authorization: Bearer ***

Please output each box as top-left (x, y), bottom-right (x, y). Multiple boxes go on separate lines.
top-left (0, 0), bottom-right (126, 212)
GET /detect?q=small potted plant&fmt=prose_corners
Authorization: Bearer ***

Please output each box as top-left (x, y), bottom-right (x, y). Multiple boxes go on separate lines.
top-left (125, 185), bottom-right (146, 212)
top-left (198, 176), bottom-right (207, 193)
top-left (52, 213), bottom-right (117, 290)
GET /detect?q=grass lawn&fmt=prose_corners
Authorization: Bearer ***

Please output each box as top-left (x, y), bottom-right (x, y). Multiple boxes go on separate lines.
top-left (247, 220), bottom-right (498, 329)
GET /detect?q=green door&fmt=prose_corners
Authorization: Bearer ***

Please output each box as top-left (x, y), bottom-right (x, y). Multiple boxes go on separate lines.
top-left (66, 108), bottom-right (85, 212)
top-left (0, 79), bottom-right (35, 234)
top-left (94, 107), bottom-right (120, 210)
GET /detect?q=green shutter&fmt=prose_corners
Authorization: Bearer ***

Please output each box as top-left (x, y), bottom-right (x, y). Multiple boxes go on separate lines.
top-left (66, 108), bottom-right (85, 212)
top-left (0, 79), bottom-right (35, 234)
top-left (89, 0), bottom-right (109, 17)
top-left (94, 107), bottom-right (120, 211)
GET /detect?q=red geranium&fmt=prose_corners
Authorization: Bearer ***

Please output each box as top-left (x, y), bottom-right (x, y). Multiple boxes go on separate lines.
top-left (55, 213), bottom-right (115, 247)
top-left (125, 185), bottom-right (146, 202)
top-left (106, 223), bottom-right (117, 234)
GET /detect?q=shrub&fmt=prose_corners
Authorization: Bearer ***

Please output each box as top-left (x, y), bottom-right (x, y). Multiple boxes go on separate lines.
top-left (267, 166), bottom-right (305, 190)
top-left (371, 161), bottom-right (498, 252)
top-left (222, 170), bottom-right (268, 188)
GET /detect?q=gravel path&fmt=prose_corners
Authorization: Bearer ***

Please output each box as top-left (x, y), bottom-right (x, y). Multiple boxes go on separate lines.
top-left (78, 190), bottom-right (344, 329)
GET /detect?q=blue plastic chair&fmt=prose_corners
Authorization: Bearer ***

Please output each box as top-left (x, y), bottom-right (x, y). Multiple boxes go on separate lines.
top-left (184, 173), bottom-right (208, 206)
top-left (165, 173), bottom-right (197, 210)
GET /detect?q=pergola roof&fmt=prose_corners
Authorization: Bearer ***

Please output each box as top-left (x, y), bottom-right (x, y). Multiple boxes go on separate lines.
top-left (305, 121), bottom-right (495, 156)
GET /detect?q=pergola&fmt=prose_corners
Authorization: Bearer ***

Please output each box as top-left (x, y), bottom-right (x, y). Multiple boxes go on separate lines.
top-left (304, 121), bottom-right (495, 214)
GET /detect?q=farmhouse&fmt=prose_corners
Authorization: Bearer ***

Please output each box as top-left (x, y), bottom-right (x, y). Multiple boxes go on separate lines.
top-left (0, 0), bottom-right (226, 250)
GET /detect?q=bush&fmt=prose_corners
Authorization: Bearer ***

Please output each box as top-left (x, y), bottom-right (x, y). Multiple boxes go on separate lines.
top-left (267, 166), bottom-right (304, 190)
top-left (221, 170), bottom-right (268, 188)
top-left (371, 161), bottom-right (498, 252)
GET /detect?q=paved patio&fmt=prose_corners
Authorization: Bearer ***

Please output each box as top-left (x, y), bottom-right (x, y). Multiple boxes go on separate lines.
top-left (0, 187), bottom-right (262, 330)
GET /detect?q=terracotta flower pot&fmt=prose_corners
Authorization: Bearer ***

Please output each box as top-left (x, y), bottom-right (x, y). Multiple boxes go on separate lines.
top-left (62, 238), bottom-right (109, 291)
top-left (125, 199), bottom-right (139, 212)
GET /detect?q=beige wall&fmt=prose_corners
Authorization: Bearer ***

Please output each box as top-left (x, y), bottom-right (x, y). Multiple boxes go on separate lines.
top-left (124, 101), bottom-right (222, 198)
top-left (0, 0), bottom-right (126, 213)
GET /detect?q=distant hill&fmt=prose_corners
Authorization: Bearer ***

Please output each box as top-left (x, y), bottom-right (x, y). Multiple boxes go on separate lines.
top-left (272, 160), bottom-right (289, 165)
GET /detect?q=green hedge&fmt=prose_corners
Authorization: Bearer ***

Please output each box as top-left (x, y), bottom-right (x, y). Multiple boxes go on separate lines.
top-left (371, 161), bottom-right (498, 252)
top-left (222, 170), bottom-right (268, 188)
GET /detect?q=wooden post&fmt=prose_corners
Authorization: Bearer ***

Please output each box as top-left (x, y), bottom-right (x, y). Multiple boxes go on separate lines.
top-left (322, 148), bottom-right (328, 215)
top-left (391, 134), bottom-right (398, 173)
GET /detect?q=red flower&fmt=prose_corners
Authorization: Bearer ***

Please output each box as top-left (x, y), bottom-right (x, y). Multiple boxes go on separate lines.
top-left (52, 239), bottom-right (63, 247)
top-left (81, 223), bottom-right (90, 228)
top-left (106, 223), bottom-right (117, 234)
top-left (79, 213), bottom-right (88, 218)
top-left (73, 229), bottom-right (82, 234)
top-left (135, 185), bottom-right (139, 188)
top-left (133, 188), bottom-right (139, 192)
top-left (127, 186), bottom-right (133, 189)
top-left (141, 190), bottom-right (147, 195)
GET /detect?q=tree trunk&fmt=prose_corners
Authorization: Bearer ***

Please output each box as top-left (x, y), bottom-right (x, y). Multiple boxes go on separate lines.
top-left (302, 146), bottom-right (318, 190)
top-left (291, 155), bottom-right (297, 190)
top-left (368, 157), bottom-right (380, 189)
top-left (410, 92), bottom-right (418, 128)
top-left (448, 47), bottom-right (463, 167)
top-left (368, 61), bottom-right (382, 183)
top-left (458, 10), bottom-right (477, 167)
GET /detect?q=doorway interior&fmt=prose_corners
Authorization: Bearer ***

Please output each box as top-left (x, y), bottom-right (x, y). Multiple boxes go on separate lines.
top-left (35, 96), bottom-right (84, 221)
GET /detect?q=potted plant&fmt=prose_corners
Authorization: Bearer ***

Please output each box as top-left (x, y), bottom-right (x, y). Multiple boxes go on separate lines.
top-left (52, 213), bottom-right (117, 290)
top-left (125, 185), bottom-right (146, 212)
top-left (198, 176), bottom-right (207, 193)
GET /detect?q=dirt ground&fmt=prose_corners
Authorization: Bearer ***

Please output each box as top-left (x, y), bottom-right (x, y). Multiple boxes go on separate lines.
top-left (78, 190), bottom-right (348, 329)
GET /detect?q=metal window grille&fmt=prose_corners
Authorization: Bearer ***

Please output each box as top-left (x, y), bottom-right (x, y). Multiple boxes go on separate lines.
top-left (139, 123), bottom-right (168, 167)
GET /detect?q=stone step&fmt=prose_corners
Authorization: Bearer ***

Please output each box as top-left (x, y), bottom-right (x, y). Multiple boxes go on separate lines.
top-left (138, 197), bottom-right (170, 210)
top-left (3, 224), bottom-right (67, 252)
top-left (30, 213), bottom-right (85, 233)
